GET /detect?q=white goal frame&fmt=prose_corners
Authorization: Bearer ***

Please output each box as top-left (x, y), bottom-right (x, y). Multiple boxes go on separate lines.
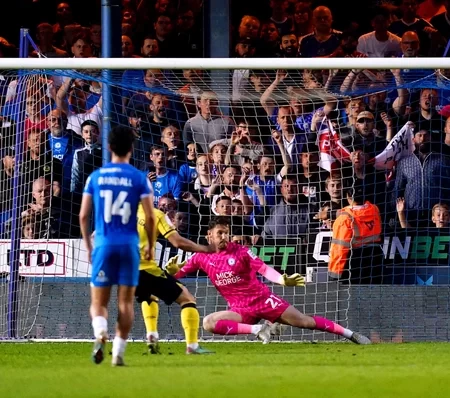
top-left (0, 57), bottom-right (447, 70)
top-left (1, 56), bottom-right (447, 344)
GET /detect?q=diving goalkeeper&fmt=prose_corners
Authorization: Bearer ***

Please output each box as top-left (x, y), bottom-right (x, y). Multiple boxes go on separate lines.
top-left (166, 216), bottom-right (371, 344)
top-left (135, 205), bottom-right (214, 355)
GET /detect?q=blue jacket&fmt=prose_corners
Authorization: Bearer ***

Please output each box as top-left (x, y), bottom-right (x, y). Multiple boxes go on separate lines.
top-left (394, 150), bottom-right (450, 210)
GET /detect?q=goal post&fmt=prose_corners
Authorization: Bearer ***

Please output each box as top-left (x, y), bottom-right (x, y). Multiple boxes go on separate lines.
top-left (1, 48), bottom-right (450, 342)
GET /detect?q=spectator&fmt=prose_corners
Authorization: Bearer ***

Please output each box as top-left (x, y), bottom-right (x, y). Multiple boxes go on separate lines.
top-left (339, 111), bottom-right (387, 158)
top-left (299, 6), bottom-right (341, 57)
top-left (262, 174), bottom-right (309, 238)
top-left (327, 30), bottom-right (366, 58)
top-left (177, 69), bottom-right (205, 118)
top-left (260, 70), bottom-right (314, 136)
top-left (400, 31), bottom-right (421, 58)
top-left (232, 38), bottom-right (256, 102)
top-left (157, 193), bottom-right (177, 214)
top-left (209, 165), bottom-right (253, 216)
top-left (22, 128), bottom-right (63, 201)
top-left (147, 93), bottom-right (176, 135)
top-left (244, 153), bottom-right (281, 227)
top-left (53, 2), bottom-right (77, 47)
top-left (147, 145), bottom-right (182, 204)
top-left (208, 141), bottom-right (228, 176)
top-left (236, 15), bottom-right (261, 45)
top-left (344, 149), bottom-right (388, 214)
top-left (269, 105), bottom-right (307, 165)
top-left (71, 120), bottom-right (102, 193)
top-left (22, 216), bottom-right (35, 239)
top-left (270, 0), bottom-right (293, 37)
top-left (412, 129), bottom-right (430, 152)
top-left (292, 2), bottom-right (313, 38)
top-left (127, 106), bottom-right (153, 170)
top-left (430, 1), bottom-right (450, 45)
top-left (70, 32), bottom-right (92, 58)
top-left (17, 177), bottom-right (66, 239)
top-left (160, 125), bottom-right (186, 170)
top-left (397, 199), bottom-right (450, 228)
top-left (256, 21), bottom-right (281, 57)
top-left (224, 121), bottom-right (264, 166)
top-left (56, 77), bottom-right (103, 136)
top-left (431, 203), bottom-right (450, 228)
top-left (393, 138), bottom-right (450, 227)
top-left (23, 90), bottom-right (49, 136)
top-left (324, 174), bottom-right (344, 209)
top-left (313, 200), bottom-right (340, 230)
top-left (230, 198), bottom-right (261, 243)
top-left (141, 37), bottom-right (160, 58)
top-left (122, 35), bottom-right (139, 58)
top-left (179, 142), bottom-right (199, 191)
top-left (45, 109), bottom-right (83, 193)
top-left (297, 145), bottom-right (328, 213)
top-left (182, 91), bottom-right (234, 153)
top-left (123, 69), bottom-right (164, 109)
top-left (31, 23), bottom-right (68, 58)
top-left (89, 22), bottom-right (102, 57)
top-left (279, 33), bottom-right (299, 57)
top-left (0, 151), bottom-right (14, 212)
top-left (172, 211), bottom-right (189, 233)
top-left (388, 0), bottom-right (438, 56)
top-left (357, 6), bottom-right (402, 57)
top-left (231, 235), bottom-right (252, 246)
top-left (191, 153), bottom-right (213, 198)
top-left (444, 116), bottom-right (450, 147)
top-left (406, 88), bottom-right (445, 144)
top-left (175, 8), bottom-right (203, 57)
top-left (154, 14), bottom-right (175, 57)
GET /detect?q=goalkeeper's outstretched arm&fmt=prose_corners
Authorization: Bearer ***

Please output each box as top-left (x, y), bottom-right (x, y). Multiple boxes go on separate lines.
top-left (167, 232), bottom-right (213, 254)
top-left (257, 262), bottom-right (305, 287)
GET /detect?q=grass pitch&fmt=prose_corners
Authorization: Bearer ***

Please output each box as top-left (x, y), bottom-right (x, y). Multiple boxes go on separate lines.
top-left (0, 342), bottom-right (448, 398)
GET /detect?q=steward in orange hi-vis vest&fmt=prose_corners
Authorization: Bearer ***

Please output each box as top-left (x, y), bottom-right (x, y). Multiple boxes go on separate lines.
top-left (328, 184), bottom-right (384, 284)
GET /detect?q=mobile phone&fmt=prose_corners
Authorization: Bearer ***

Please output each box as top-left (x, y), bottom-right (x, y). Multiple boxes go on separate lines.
top-left (148, 165), bottom-right (156, 173)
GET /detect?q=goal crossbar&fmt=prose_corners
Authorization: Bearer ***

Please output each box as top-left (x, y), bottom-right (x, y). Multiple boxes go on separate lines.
top-left (0, 57), bottom-right (448, 70)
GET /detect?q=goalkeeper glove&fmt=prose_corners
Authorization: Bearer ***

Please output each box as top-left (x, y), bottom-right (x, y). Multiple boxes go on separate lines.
top-left (279, 273), bottom-right (305, 287)
top-left (164, 255), bottom-right (186, 275)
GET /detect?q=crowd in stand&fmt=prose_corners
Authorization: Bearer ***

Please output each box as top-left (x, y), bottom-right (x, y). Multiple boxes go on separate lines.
top-left (0, 0), bottom-right (449, 253)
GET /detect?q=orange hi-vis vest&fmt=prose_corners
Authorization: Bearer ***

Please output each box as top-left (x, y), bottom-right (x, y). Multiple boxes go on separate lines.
top-left (328, 202), bottom-right (382, 278)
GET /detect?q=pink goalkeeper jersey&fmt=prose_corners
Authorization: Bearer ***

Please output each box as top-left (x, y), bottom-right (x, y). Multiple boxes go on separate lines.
top-left (176, 242), bottom-right (272, 308)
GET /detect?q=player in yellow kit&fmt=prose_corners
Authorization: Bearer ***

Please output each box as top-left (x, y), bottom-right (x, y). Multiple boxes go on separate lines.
top-left (135, 206), bottom-right (214, 354)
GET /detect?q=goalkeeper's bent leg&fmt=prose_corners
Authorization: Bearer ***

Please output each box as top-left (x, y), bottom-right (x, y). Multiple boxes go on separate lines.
top-left (203, 313), bottom-right (264, 336)
top-left (142, 300), bottom-right (159, 340)
top-left (212, 320), bottom-right (263, 335)
top-left (180, 302), bottom-right (200, 350)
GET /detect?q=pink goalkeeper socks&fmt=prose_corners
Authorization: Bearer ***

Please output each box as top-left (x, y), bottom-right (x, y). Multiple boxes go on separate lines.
top-left (312, 316), bottom-right (353, 338)
top-left (214, 320), bottom-right (253, 335)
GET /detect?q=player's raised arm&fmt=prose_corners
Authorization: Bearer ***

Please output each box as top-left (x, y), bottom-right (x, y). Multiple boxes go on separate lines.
top-left (167, 232), bottom-right (214, 254)
top-left (79, 177), bottom-right (94, 262)
top-left (140, 194), bottom-right (156, 261)
top-left (246, 249), bottom-right (305, 287)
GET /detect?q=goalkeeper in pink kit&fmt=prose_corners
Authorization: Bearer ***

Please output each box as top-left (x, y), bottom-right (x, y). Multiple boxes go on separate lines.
top-left (166, 217), bottom-right (371, 344)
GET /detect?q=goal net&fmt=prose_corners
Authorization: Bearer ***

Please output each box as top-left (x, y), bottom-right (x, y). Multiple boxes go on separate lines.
top-left (1, 57), bottom-right (450, 343)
